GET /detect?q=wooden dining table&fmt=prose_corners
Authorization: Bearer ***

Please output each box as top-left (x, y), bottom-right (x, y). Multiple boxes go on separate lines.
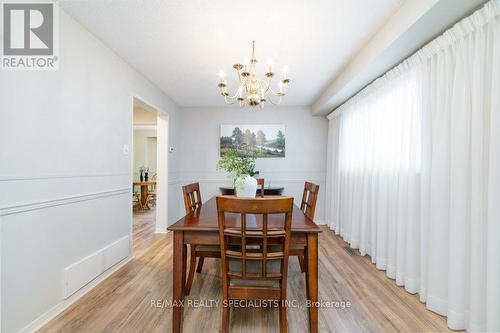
top-left (219, 186), bottom-right (285, 196)
top-left (167, 195), bottom-right (322, 332)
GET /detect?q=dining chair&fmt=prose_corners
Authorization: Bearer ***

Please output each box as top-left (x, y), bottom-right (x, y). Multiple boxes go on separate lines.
top-left (148, 173), bottom-right (157, 207)
top-left (295, 182), bottom-right (320, 272)
top-left (132, 190), bottom-right (144, 210)
top-left (182, 182), bottom-right (221, 295)
top-left (256, 178), bottom-right (265, 197)
top-left (216, 196), bottom-right (294, 333)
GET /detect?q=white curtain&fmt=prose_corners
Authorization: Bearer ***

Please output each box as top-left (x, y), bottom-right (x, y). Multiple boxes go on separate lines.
top-left (325, 1), bottom-right (500, 331)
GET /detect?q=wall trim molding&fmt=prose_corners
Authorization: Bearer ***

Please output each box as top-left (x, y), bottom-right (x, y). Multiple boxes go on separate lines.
top-left (0, 188), bottom-right (130, 216)
top-left (177, 178), bottom-right (326, 184)
top-left (18, 255), bottom-right (133, 333)
top-left (0, 172), bottom-right (131, 182)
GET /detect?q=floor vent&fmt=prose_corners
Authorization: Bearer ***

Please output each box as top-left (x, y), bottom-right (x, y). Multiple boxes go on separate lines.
top-left (343, 246), bottom-right (358, 256)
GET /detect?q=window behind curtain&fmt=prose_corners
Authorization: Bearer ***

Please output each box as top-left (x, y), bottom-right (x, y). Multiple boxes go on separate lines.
top-left (338, 70), bottom-right (422, 173)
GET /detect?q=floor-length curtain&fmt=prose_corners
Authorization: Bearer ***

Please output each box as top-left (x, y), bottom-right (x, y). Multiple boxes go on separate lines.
top-left (325, 1), bottom-right (500, 331)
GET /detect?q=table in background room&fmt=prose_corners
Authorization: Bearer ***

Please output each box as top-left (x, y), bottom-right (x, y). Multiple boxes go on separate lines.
top-left (132, 181), bottom-right (156, 208)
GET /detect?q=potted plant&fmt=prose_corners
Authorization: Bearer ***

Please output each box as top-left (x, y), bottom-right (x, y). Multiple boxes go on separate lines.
top-left (217, 149), bottom-right (260, 197)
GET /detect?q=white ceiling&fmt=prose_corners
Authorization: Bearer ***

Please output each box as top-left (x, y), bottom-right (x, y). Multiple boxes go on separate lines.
top-left (59, 0), bottom-right (404, 107)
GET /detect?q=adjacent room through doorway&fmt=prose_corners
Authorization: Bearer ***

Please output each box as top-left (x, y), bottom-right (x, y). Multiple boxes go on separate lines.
top-left (132, 101), bottom-right (157, 225)
top-left (132, 97), bottom-right (169, 234)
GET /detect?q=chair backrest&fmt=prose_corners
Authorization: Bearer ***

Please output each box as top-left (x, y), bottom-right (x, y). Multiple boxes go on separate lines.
top-left (300, 181), bottom-right (320, 220)
top-left (150, 173), bottom-right (157, 191)
top-left (182, 182), bottom-right (202, 214)
top-left (216, 196), bottom-right (293, 299)
top-left (256, 178), bottom-right (265, 197)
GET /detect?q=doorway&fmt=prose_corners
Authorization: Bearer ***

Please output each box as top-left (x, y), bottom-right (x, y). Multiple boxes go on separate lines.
top-left (132, 97), bottom-right (169, 236)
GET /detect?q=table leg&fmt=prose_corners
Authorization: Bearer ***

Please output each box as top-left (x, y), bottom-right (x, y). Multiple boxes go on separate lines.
top-left (140, 185), bottom-right (149, 208)
top-left (173, 231), bottom-right (186, 333)
top-left (306, 233), bottom-right (318, 333)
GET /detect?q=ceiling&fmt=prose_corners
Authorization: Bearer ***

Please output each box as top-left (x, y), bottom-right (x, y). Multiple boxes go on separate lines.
top-left (59, 0), bottom-right (404, 107)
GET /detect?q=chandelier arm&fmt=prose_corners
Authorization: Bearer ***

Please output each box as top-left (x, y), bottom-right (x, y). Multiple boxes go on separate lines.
top-left (258, 80), bottom-right (267, 98)
top-left (268, 86), bottom-right (284, 96)
top-left (262, 80), bottom-right (270, 93)
top-left (267, 94), bottom-right (283, 105)
top-left (223, 95), bottom-right (238, 105)
top-left (223, 82), bottom-right (246, 100)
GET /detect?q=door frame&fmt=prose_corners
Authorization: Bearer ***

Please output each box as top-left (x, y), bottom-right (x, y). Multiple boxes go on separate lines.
top-left (131, 95), bottom-right (169, 238)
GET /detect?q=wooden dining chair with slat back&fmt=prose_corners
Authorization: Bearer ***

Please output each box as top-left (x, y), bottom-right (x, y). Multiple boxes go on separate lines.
top-left (256, 178), bottom-right (265, 197)
top-left (294, 182), bottom-right (320, 272)
top-left (182, 183), bottom-right (221, 295)
top-left (216, 196), bottom-right (294, 333)
top-left (182, 182), bottom-right (202, 212)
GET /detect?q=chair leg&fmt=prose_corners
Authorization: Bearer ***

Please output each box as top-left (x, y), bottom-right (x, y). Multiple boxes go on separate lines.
top-left (279, 301), bottom-right (288, 333)
top-left (222, 303), bottom-right (230, 333)
top-left (185, 248), bottom-right (197, 295)
top-left (298, 256), bottom-right (306, 273)
top-left (196, 256), bottom-right (205, 273)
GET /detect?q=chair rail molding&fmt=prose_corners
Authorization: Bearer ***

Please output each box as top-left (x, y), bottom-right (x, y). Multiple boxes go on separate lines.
top-left (0, 172), bottom-right (131, 182)
top-left (0, 188), bottom-right (130, 216)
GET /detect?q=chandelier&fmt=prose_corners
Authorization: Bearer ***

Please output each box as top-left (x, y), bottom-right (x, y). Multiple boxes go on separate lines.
top-left (217, 41), bottom-right (290, 108)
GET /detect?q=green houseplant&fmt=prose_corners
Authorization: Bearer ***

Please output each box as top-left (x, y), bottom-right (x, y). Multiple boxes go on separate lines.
top-left (217, 149), bottom-right (260, 195)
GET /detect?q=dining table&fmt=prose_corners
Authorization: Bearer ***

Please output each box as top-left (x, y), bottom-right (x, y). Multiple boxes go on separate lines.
top-left (132, 181), bottom-right (156, 207)
top-left (167, 195), bottom-right (322, 333)
top-left (219, 186), bottom-right (285, 196)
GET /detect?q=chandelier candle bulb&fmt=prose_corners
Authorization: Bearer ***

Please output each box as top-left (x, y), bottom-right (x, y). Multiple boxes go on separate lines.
top-left (283, 66), bottom-right (288, 80)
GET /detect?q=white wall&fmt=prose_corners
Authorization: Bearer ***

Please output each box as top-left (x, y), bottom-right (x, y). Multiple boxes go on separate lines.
top-left (133, 129), bottom-right (157, 181)
top-left (176, 106), bottom-right (328, 223)
top-left (0, 10), bottom-right (180, 333)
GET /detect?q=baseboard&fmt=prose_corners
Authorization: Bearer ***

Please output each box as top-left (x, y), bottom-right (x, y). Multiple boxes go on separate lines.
top-left (18, 255), bottom-right (134, 333)
top-left (63, 235), bottom-right (130, 298)
top-left (314, 219), bottom-right (327, 225)
top-left (154, 228), bottom-right (170, 234)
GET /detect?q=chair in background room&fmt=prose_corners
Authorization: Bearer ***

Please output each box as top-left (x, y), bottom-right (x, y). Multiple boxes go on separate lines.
top-left (216, 196), bottom-right (294, 333)
top-left (132, 190), bottom-right (144, 210)
top-left (147, 173), bottom-right (157, 207)
top-left (256, 178), bottom-right (265, 197)
top-left (182, 182), bottom-right (221, 295)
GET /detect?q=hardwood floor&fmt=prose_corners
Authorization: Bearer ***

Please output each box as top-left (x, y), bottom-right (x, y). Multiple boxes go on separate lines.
top-left (40, 216), bottom-right (453, 333)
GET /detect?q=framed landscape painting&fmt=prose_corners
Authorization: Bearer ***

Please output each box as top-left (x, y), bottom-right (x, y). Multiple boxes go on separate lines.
top-left (220, 124), bottom-right (285, 158)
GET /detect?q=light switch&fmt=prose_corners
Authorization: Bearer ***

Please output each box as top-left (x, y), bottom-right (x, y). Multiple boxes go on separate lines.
top-left (123, 144), bottom-right (129, 155)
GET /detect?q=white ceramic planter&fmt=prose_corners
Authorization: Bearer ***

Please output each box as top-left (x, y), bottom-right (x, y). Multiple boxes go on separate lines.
top-left (235, 175), bottom-right (257, 198)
